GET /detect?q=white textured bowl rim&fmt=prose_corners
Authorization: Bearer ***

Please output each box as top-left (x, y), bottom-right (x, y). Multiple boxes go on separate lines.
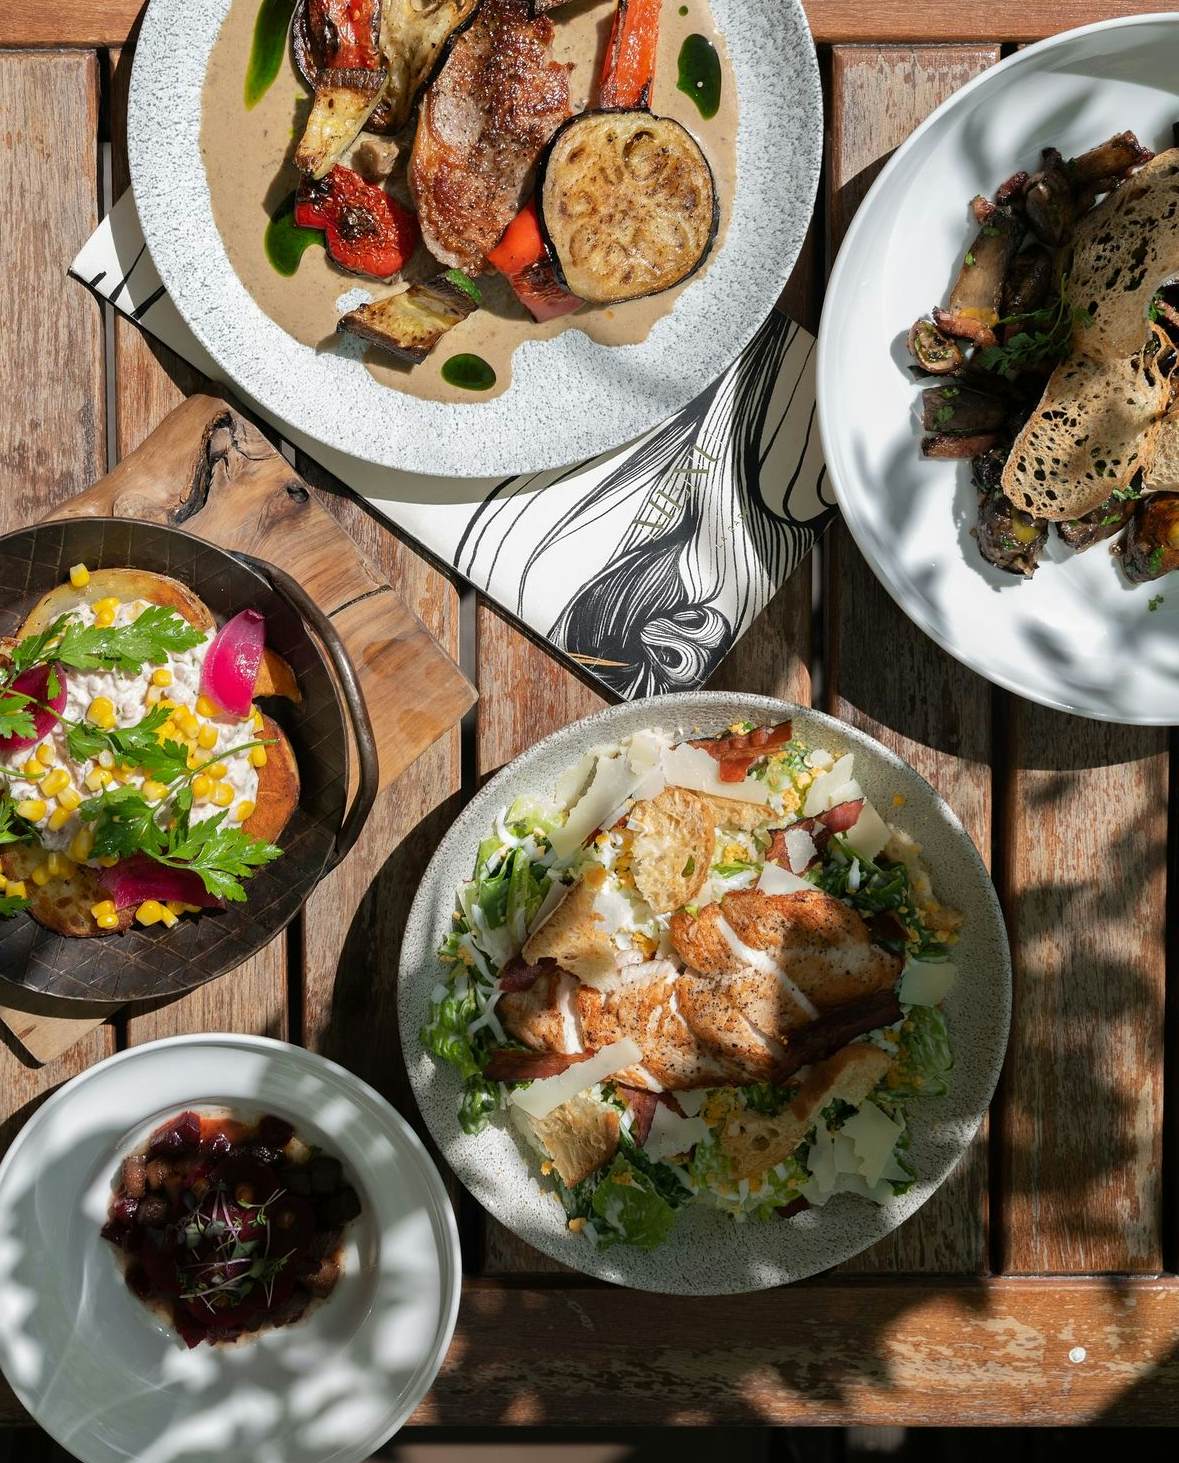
top-left (816, 12), bottom-right (1179, 726)
top-left (0, 1033), bottom-right (462, 1463)
top-left (399, 691), bottom-right (1012, 1293)
top-left (127, 0), bottom-right (822, 478)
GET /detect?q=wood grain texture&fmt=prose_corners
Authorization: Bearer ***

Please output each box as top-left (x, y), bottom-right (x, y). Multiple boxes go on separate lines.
top-left (0, 50), bottom-right (116, 1119)
top-left (825, 45), bottom-right (999, 1275)
top-left (1, 0), bottom-right (1166, 45)
top-left (1000, 716), bottom-right (1168, 1273)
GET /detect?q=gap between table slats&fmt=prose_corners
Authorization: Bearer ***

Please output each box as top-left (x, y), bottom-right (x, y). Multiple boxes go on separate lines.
top-left (0, 49), bottom-right (117, 1135)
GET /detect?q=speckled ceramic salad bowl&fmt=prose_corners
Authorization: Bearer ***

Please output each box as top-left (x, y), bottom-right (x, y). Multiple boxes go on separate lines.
top-left (399, 692), bottom-right (1011, 1294)
top-left (0, 518), bottom-right (375, 1004)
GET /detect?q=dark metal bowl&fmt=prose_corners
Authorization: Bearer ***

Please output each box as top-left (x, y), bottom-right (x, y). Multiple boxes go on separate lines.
top-left (0, 519), bottom-right (376, 1004)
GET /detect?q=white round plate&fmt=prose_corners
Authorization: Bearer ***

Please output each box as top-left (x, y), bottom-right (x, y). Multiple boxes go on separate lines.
top-left (127, 0), bottom-right (821, 478)
top-left (818, 14), bottom-right (1179, 725)
top-left (399, 692), bottom-right (1011, 1294)
top-left (0, 1035), bottom-right (460, 1463)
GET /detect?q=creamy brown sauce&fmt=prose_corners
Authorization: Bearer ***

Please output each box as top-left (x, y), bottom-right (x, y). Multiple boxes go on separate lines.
top-left (201, 0), bottom-right (738, 404)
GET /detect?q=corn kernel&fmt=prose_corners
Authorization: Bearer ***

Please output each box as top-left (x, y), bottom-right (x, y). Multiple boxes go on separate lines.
top-left (19, 757), bottom-right (43, 781)
top-left (233, 799), bottom-right (255, 823)
top-left (135, 899), bottom-right (168, 927)
top-left (46, 852), bottom-right (69, 876)
top-left (249, 746), bottom-right (268, 768)
top-left (31, 865), bottom-right (50, 887)
top-left (151, 667), bottom-right (174, 688)
top-left (90, 900), bottom-right (115, 920)
top-left (16, 799), bottom-right (45, 821)
top-left (166, 900), bottom-right (202, 917)
top-left (40, 768), bottom-right (68, 797)
top-left (145, 686), bottom-right (164, 706)
top-left (142, 780), bottom-right (169, 804)
top-left (6, 881), bottom-right (27, 899)
top-left (892, 793), bottom-right (907, 808)
top-left (567, 1217), bottom-right (586, 1233)
top-left (37, 741), bottom-right (56, 765)
top-left (97, 749), bottom-right (115, 769)
top-left (69, 563), bottom-right (90, 589)
top-left (212, 783), bottom-right (234, 808)
top-left (97, 854), bottom-right (118, 868)
top-left (540, 1160), bottom-right (554, 1176)
top-left (85, 767), bottom-right (112, 791)
top-left (88, 696), bottom-right (116, 730)
top-left (192, 774), bottom-right (214, 801)
top-left (57, 786), bottom-right (81, 812)
top-left (208, 762), bottom-right (228, 780)
top-left (0, 875), bottom-right (6, 892)
top-left (94, 607), bottom-right (116, 629)
top-left (93, 596), bottom-right (120, 615)
top-left (96, 912), bottom-right (120, 930)
top-left (70, 828), bottom-right (95, 863)
top-left (187, 751), bottom-right (202, 771)
top-left (197, 724), bottom-right (218, 750)
top-left (47, 808), bottom-right (71, 831)
top-left (158, 698), bottom-right (178, 711)
top-left (251, 707), bottom-right (264, 730)
top-left (196, 695), bottom-right (217, 718)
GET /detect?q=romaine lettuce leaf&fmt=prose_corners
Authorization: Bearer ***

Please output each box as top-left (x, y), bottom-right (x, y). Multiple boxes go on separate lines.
top-left (887, 1004), bottom-right (953, 1099)
top-left (590, 1155), bottom-right (679, 1250)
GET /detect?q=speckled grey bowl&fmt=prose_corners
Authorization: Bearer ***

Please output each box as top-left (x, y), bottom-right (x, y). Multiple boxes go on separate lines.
top-left (399, 693), bottom-right (1011, 1293)
top-left (127, 0), bottom-right (821, 477)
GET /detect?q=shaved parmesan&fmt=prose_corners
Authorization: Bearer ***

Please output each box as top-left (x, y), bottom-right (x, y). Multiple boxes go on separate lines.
top-left (842, 799), bottom-right (891, 862)
top-left (627, 729), bottom-right (672, 772)
top-left (509, 1039), bottom-right (644, 1119)
top-left (784, 827), bottom-right (818, 874)
top-left (899, 959), bottom-right (957, 1007)
top-left (803, 753), bottom-right (855, 815)
top-left (840, 1101), bottom-right (904, 1187)
top-left (675, 1089), bottom-right (708, 1117)
top-left (662, 743), bottom-right (771, 805)
top-left (804, 1122), bottom-right (838, 1197)
top-left (550, 754), bottom-right (644, 860)
top-left (642, 1103), bottom-right (712, 1163)
top-left (528, 875), bottom-right (569, 936)
top-left (757, 862), bottom-right (812, 895)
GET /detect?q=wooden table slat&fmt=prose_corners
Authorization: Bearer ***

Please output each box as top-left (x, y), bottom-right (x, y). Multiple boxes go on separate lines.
top-left (0, 48), bottom-right (116, 1139)
top-left (0, 0), bottom-right (1168, 48)
top-left (824, 44), bottom-right (999, 1275)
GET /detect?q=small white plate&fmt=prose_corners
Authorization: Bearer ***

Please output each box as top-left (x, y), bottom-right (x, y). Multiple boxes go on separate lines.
top-left (399, 693), bottom-right (1011, 1294)
top-left (0, 1035), bottom-right (460, 1463)
top-left (127, 0), bottom-right (821, 477)
top-left (818, 14), bottom-right (1179, 724)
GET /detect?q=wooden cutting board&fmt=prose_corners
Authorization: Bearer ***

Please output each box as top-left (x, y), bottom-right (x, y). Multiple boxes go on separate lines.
top-left (0, 393), bottom-right (476, 1063)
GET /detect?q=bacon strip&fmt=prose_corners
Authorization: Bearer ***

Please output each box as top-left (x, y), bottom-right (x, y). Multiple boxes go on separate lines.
top-left (777, 990), bottom-right (903, 1082)
top-left (688, 721), bottom-right (793, 783)
top-left (777, 1196), bottom-right (810, 1219)
top-left (498, 955), bottom-right (560, 993)
top-left (766, 799), bottom-right (864, 872)
top-left (615, 1085), bottom-right (686, 1145)
top-left (484, 1048), bottom-right (594, 1083)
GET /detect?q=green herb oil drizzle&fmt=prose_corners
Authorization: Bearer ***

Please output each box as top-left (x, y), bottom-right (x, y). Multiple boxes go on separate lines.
top-left (676, 33), bottom-right (722, 121)
top-left (245, 0), bottom-right (299, 109)
top-left (442, 354), bottom-right (497, 392)
top-left (265, 196), bottom-right (322, 276)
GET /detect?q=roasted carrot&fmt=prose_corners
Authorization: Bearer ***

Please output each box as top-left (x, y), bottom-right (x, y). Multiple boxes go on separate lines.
top-left (598, 0), bottom-right (662, 110)
top-left (487, 202), bottom-right (583, 323)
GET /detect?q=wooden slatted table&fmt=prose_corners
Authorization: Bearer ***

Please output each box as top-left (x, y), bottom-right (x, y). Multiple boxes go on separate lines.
top-left (0, 0), bottom-right (1176, 1438)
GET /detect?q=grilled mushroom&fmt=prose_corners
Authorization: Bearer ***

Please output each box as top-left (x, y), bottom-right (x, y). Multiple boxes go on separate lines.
top-left (908, 319), bottom-right (964, 375)
top-left (1023, 148), bottom-right (1074, 246)
top-left (1120, 493), bottom-right (1179, 582)
top-left (976, 491), bottom-right (1048, 576)
top-left (1057, 495), bottom-right (1137, 551)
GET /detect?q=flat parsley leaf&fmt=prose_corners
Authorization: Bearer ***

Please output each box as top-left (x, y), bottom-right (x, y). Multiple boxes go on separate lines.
top-left (67, 705), bottom-right (190, 781)
top-left (8, 615), bottom-right (71, 676)
top-left (0, 795), bottom-right (36, 847)
top-left (0, 692), bottom-right (35, 744)
top-left (0, 894), bottom-right (30, 919)
top-left (52, 606), bottom-right (203, 674)
top-left (79, 787), bottom-right (166, 861)
top-left (159, 812), bottom-right (283, 902)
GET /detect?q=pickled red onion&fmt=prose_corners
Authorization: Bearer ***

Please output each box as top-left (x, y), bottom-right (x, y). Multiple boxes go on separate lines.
top-left (200, 610), bottom-right (265, 717)
top-left (99, 854), bottom-right (222, 910)
top-left (0, 663), bottom-right (67, 755)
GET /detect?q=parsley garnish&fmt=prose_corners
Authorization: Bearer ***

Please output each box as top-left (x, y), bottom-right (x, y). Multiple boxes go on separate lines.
top-left (963, 250), bottom-right (976, 266)
top-left (65, 705), bottom-right (190, 782)
top-left (933, 403), bottom-right (955, 427)
top-left (0, 894), bottom-right (30, 919)
top-left (1111, 485), bottom-right (1143, 502)
top-left (976, 274), bottom-right (1091, 378)
top-left (0, 692), bottom-right (35, 745)
top-left (49, 606), bottom-right (204, 674)
top-left (1148, 545), bottom-right (1165, 575)
top-left (0, 795), bottom-right (35, 848)
top-left (1148, 594), bottom-right (1164, 612)
top-left (681, 856), bottom-right (695, 877)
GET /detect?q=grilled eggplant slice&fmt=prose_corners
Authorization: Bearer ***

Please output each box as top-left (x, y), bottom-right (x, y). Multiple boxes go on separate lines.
top-left (540, 111), bottom-right (717, 305)
top-left (337, 274), bottom-right (479, 362)
top-left (295, 68), bottom-right (387, 179)
top-left (292, 0), bottom-right (387, 178)
top-left (378, 0), bottom-right (484, 130)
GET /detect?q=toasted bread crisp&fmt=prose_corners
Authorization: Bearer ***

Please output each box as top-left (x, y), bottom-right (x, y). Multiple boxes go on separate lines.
top-left (720, 1044), bottom-right (892, 1180)
top-left (699, 795), bottom-right (776, 834)
top-left (18, 570), bottom-right (216, 637)
top-left (525, 1094), bottom-right (620, 1187)
top-left (0, 844), bottom-right (133, 938)
top-left (522, 865), bottom-right (621, 985)
top-left (629, 787), bottom-right (713, 914)
top-left (242, 713), bottom-right (301, 845)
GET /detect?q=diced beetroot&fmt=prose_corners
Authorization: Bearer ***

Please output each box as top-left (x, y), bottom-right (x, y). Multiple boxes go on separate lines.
top-left (100, 854), bottom-right (223, 912)
top-left (147, 1111), bottom-right (202, 1158)
top-left (200, 609), bottom-right (266, 718)
top-left (0, 663), bottom-right (67, 756)
top-left (258, 1114), bottom-right (295, 1149)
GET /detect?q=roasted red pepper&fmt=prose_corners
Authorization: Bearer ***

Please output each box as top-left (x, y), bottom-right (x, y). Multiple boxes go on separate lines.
top-left (598, 0), bottom-right (662, 110)
top-left (304, 0), bottom-right (381, 71)
top-left (294, 165), bottom-right (419, 279)
top-left (486, 202), bottom-right (582, 323)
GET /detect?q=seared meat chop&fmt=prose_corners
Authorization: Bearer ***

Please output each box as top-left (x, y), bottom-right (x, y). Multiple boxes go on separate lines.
top-left (410, 0), bottom-right (572, 273)
top-left (499, 890), bottom-right (903, 1090)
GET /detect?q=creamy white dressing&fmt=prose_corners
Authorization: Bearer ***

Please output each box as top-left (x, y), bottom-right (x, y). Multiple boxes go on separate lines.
top-left (5, 601), bottom-right (259, 857)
